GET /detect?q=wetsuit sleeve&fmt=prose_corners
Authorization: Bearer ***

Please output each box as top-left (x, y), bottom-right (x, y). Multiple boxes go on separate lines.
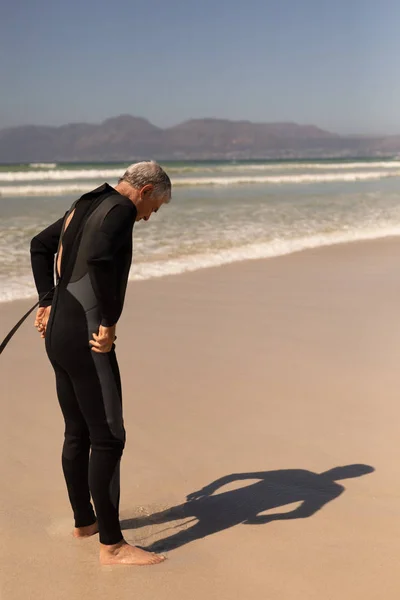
top-left (30, 215), bottom-right (66, 307)
top-left (87, 203), bottom-right (136, 327)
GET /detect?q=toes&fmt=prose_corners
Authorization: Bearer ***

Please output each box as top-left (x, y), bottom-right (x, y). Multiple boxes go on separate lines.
top-left (150, 554), bottom-right (165, 564)
top-left (156, 554), bottom-right (166, 562)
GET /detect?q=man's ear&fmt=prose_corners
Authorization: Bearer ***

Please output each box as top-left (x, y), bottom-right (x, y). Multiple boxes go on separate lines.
top-left (141, 184), bottom-right (154, 197)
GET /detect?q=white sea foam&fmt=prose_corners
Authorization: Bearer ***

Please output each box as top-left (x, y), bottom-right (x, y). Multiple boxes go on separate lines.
top-left (2, 225), bottom-right (400, 303)
top-left (175, 171), bottom-right (400, 186)
top-left (1, 160), bottom-right (400, 182)
top-left (130, 226), bottom-right (400, 281)
top-left (2, 169), bottom-right (400, 197)
top-left (29, 163), bottom-right (57, 169)
top-left (212, 161), bottom-right (400, 172)
top-left (0, 184), bottom-right (96, 196)
top-left (0, 169), bottom-right (122, 182)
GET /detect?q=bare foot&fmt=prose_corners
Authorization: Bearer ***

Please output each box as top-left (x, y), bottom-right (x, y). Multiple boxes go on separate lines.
top-left (73, 521), bottom-right (99, 538)
top-left (100, 541), bottom-right (166, 566)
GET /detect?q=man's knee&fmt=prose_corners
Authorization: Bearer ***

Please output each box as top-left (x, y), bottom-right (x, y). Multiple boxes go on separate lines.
top-left (89, 424), bottom-right (125, 456)
top-left (63, 426), bottom-right (90, 460)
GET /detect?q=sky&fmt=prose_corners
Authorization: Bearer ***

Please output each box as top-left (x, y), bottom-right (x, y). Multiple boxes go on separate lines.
top-left (1, 0), bottom-right (399, 135)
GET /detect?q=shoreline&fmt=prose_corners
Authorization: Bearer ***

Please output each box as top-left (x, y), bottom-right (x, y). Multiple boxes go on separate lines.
top-left (2, 232), bottom-right (400, 309)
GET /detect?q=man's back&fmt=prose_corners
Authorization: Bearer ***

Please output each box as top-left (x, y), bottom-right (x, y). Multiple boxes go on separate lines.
top-left (32, 183), bottom-right (137, 354)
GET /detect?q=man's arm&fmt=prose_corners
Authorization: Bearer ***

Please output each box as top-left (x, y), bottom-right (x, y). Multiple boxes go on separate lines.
top-left (30, 215), bottom-right (66, 306)
top-left (243, 487), bottom-right (344, 524)
top-left (87, 202), bottom-right (136, 327)
top-left (187, 472), bottom-right (267, 501)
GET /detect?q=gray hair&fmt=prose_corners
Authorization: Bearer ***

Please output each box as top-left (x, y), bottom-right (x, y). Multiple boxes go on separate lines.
top-left (119, 160), bottom-right (171, 201)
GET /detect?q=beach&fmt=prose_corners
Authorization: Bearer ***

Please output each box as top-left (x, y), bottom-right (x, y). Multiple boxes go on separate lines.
top-left (2, 238), bottom-right (400, 599)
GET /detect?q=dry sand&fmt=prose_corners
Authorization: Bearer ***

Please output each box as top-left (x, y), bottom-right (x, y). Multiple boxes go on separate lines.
top-left (2, 238), bottom-right (400, 599)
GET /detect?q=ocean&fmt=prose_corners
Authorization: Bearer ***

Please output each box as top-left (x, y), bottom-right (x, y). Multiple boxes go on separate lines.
top-left (1, 158), bottom-right (400, 303)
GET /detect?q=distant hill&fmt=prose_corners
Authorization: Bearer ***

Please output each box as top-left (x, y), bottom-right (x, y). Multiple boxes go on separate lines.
top-left (0, 115), bottom-right (395, 162)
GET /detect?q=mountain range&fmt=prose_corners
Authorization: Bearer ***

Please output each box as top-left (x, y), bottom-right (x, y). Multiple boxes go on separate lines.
top-left (0, 115), bottom-right (398, 162)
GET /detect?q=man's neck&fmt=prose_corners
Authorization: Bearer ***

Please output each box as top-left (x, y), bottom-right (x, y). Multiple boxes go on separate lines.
top-left (114, 182), bottom-right (139, 207)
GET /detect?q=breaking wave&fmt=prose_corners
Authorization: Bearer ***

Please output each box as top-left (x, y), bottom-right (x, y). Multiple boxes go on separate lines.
top-left (2, 169), bottom-right (400, 196)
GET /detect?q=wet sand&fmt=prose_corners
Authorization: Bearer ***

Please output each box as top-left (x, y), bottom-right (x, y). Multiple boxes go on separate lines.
top-left (2, 238), bottom-right (400, 599)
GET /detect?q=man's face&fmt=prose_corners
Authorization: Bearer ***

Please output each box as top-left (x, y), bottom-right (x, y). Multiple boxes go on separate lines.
top-left (136, 186), bottom-right (169, 222)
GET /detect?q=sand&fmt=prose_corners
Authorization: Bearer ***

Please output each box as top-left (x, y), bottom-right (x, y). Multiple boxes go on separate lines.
top-left (2, 238), bottom-right (400, 599)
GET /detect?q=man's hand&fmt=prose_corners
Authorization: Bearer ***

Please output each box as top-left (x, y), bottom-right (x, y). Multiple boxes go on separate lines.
top-left (89, 324), bottom-right (116, 353)
top-left (34, 306), bottom-right (51, 339)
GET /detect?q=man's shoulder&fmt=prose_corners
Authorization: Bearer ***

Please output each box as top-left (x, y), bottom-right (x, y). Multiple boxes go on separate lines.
top-left (83, 183), bottom-right (136, 218)
top-left (102, 184), bottom-right (136, 214)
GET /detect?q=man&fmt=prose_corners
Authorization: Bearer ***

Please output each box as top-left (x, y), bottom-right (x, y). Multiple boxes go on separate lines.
top-left (30, 161), bottom-right (171, 566)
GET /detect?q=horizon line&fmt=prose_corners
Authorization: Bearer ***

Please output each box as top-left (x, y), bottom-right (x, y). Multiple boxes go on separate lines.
top-left (0, 115), bottom-right (393, 139)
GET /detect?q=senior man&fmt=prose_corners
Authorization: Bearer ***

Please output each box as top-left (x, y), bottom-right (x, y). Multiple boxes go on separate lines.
top-left (30, 161), bottom-right (171, 566)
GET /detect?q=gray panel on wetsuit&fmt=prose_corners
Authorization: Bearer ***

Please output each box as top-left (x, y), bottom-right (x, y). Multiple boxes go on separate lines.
top-left (91, 350), bottom-right (125, 442)
top-left (67, 273), bottom-right (98, 313)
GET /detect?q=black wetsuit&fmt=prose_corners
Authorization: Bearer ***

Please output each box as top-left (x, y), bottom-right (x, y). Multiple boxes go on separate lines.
top-left (30, 183), bottom-right (137, 545)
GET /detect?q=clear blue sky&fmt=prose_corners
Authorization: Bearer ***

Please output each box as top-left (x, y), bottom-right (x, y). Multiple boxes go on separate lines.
top-left (1, 0), bottom-right (399, 134)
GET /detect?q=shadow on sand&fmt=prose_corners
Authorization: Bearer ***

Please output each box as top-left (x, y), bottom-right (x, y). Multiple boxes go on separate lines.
top-left (121, 464), bottom-right (374, 552)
